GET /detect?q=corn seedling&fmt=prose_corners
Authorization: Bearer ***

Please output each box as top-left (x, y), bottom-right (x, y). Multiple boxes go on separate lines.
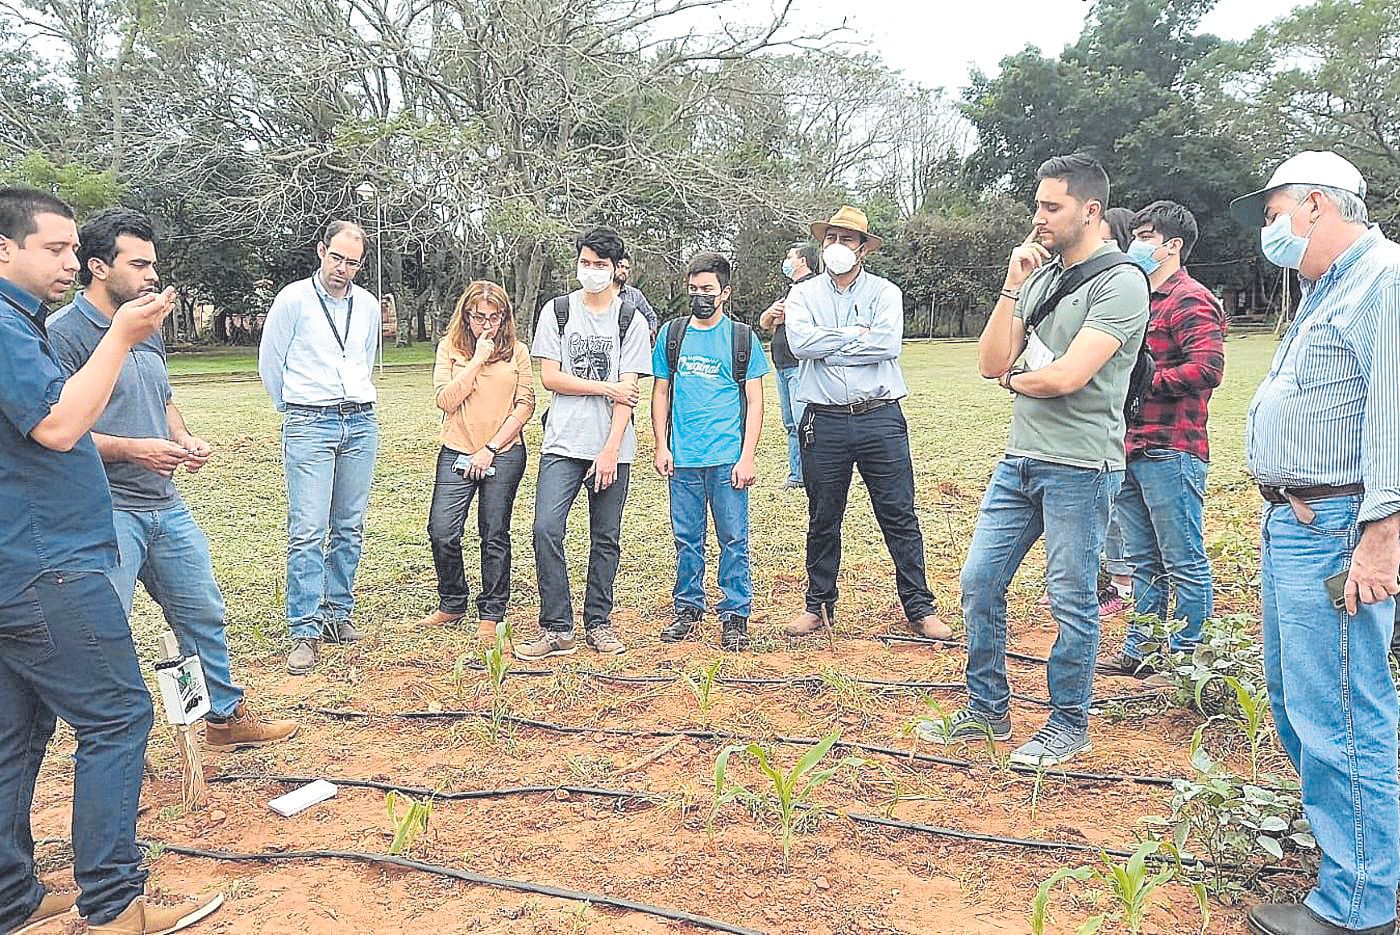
top-left (1210, 674), bottom-right (1271, 780)
top-left (1028, 756), bottom-right (1052, 823)
top-left (1030, 840), bottom-right (1202, 935)
top-left (711, 730), bottom-right (865, 863)
top-left (904, 696), bottom-right (958, 761)
top-left (479, 621), bottom-right (514, 742)
top-left (680, 657), bottom-right (723, 722)
top-left (385, 790), bottom-right (432, 855)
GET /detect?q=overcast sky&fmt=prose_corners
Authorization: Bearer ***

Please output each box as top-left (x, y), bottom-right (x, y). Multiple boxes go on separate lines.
top-left (785, 0), bottom-right (1304, 92)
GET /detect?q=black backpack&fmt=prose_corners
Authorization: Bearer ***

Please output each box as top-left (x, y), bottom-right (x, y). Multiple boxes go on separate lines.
top-left (662, 316), bottom-right (753, 445)
top-left (540, 294), bottom-right (639, 428)
top-left (1023, 251), bottom-right (1155, 426)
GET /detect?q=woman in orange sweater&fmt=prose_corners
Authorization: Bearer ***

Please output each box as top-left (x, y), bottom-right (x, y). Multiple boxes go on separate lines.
top-left (420, 281), bottom-right (536, 635)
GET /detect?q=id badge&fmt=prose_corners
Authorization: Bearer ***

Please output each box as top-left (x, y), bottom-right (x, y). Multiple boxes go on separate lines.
top-left (1023, 331), bottom-right (1056, 371)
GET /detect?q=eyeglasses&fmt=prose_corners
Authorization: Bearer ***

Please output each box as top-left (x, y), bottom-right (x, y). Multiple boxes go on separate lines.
top-left (326, 250), bottom-right (364, 271)
top-left (469, 313), bottom-right (504, 325)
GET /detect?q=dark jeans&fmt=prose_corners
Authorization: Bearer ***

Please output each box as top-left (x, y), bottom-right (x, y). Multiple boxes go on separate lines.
top-left (427, 444), bottom-right (527, 620)
top-left (532, 453), bottom-right (630, 633)
top-left (0, 571), bottom-right (152, 929)
top-left (798, 402), bottom-right (936, 621)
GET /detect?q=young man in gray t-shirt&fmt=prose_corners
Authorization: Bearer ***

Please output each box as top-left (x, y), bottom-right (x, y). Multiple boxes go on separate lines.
top-left (918, 155), bottom-right (1149, 768)
top-left (516, 226), bottom-right (652, 659)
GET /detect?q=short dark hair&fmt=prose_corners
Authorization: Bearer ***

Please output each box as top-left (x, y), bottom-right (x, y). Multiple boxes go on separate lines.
top-left (1101, 207), bottom-right (1136, 253)
top-left (322, 219), bottom-right (366, 246)
top-left (77, 208), bottom-right (157, 286)
top-left (0, 187), bottom-right (75, 243)
top-left (1036, 153), bottom-right (1110, 209)
top-left (1132, 199), bottom-right (1200, 261)
top-left (686, 251), bottom-right (732, 290)
top-left (789, 241), bottom-right (819, 274)
top-left (575, 226), bottom-right (626, 265)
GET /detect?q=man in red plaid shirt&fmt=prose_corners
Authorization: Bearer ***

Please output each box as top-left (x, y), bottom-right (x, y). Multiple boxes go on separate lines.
top-left (1098, 201), bottom-right (1225, 682)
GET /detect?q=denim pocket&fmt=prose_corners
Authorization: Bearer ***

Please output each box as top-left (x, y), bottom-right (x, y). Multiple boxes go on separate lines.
top-left (1300, 496), bottom-right (1361, 538)
top-left (0, 583), bottom-right (58, 665)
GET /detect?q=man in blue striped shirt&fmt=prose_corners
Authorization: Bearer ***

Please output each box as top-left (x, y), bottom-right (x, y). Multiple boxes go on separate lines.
top-left (1231, 151), bottom-right (1400, 935)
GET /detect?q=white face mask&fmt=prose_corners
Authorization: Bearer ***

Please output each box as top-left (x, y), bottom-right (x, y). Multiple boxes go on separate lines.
top-left (577, 265), bottom-right (613, 294)
top-left (823, 242), bottom-right (858, 276)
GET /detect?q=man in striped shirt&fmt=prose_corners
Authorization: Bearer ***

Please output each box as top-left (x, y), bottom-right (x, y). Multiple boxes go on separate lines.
top-left (1231, 151), bottom-right (1400, 935)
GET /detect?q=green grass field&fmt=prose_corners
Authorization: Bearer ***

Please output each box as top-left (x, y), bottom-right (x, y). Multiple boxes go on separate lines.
top-left (165, 341), bottom-right (436, 375)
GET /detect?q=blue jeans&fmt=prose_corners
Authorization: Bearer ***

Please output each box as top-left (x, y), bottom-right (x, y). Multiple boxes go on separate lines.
top-left (669, 465), bottom-right (752, 618)
top-left (1116, 449), bottom-right (1212, 659)
top-left (1261, 495), bottom-right (1398, 929)
top-left (109, 503), bottom-right (244, 718)
top-left (427, 444), bottom-right (527, 620)
top-left (1103, 508), bottom-right (1129, 577)
top-left (281, 407), bottom-right (379, 639)
top-left (961, 457), bottom-right (1121, 732)
top-left (774, 366), bottom-right (804, 485)
top-left (0, 571), bottom-right (151, 928)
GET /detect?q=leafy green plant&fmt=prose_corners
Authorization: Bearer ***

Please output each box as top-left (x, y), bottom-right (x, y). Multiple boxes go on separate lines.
top-left (1030, 840), bottom-right (1206, 935)
top-left (479, 621), bottom-right (514, 742)
top-left (1208, 675), bottom-right (1272, 780)
top-left (385, 790), bottom-right (432, 855)
top-left (1145, 613), bottom-right (1264, 717)
top-left (902, 696), bottom-right (958, 761)
top-left (710, 730), bottom-right (865, 863)
top-left (679, 657), bottom-right (723, 723)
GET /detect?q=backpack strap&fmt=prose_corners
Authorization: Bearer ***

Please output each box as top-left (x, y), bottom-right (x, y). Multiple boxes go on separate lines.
top-left (1024, 251), bottom-right (1144, 333)
top-left (618, 301), bottom-right (637, 350)
top-left (552, 295), bottom-right (569, 336)
top-left (732, 320), bottom-right (752, 436)
top-left (663, 317), bottom-right (690, 446)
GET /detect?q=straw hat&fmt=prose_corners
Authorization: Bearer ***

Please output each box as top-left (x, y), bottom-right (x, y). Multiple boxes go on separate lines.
top-left (809, 205), bottom-right (883, 252)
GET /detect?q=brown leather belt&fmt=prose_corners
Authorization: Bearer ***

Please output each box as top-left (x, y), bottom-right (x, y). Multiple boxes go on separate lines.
top-left (1257, 483), bottom-right (1364, 504)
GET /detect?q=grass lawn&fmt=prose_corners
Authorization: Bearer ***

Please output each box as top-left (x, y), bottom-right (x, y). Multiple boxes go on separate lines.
top-left (166, 341), bottom-right (437, 375)
top-left (32, 336), bottom-right (1293, 934)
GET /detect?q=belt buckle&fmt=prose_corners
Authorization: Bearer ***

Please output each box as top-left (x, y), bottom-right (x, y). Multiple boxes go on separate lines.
top-left (336, 402), bottom-right (358, 415)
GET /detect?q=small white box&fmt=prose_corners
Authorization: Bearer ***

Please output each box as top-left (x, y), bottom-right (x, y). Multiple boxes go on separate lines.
top-left (154, 655), bottom-right (210, 726)
top-left (269, 780), bottom-right (339, 818)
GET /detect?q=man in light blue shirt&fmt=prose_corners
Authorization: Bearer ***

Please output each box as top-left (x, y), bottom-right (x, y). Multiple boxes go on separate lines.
top-left (652, 252), bottom-right (769, 652)
top-left (258, 220), bottom-right (380, 676)
top-left (1230, 151), bottom-right (1400, 935)
top-left (782, 205), bottom-right (949, 643)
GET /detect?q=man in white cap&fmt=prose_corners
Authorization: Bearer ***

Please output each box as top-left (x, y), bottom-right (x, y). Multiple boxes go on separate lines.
top-left (781, 205), bottom-right (950, 642)
top-left (1230, 151), bottom-right (1400, 935)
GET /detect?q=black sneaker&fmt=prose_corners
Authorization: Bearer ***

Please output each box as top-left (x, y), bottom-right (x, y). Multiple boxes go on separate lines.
top-left (661, 607), bottom-right (703, 643)
top-left (719, 615), bottom-right (749, 652)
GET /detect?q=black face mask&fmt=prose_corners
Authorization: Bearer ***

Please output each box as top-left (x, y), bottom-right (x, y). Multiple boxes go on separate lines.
top-left (689, 294), bottom-right (719, 319)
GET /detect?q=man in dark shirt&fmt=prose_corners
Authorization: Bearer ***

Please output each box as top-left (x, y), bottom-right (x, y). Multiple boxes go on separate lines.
top-left (759, 242), bottom-right (819, 489)
top-left (1097, 201), bottom-right (1225, 683)
top-left (0, 189), bottom-right (221, 934)
top-left (48, 208), bottom-right (298, 753)
top-left (617, 251), bottom-right (659, 339)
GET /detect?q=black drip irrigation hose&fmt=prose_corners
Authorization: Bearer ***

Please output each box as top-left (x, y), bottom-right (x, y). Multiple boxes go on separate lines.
top-left (872, 633), bottom-right (1054, 667)
top-left (203, 773), bottom-right (1305, 880)
top-left (310, 708), bottom-right (1181, 788)
top-left (471, 661), bottom-right (1168, 709)
top-left (139, 840), bottom-right (763, 935)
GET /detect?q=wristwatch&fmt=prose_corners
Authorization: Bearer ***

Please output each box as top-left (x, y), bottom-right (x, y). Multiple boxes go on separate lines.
top-left (485, 443), bottom-right (499, 455)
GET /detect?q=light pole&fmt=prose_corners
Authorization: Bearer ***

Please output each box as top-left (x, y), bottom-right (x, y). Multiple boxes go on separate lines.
top-left (355, 181), bottom-right (384, 375)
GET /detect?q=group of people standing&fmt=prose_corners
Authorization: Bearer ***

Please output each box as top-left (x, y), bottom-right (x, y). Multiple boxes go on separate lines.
top-left (1, 142), bottom-right (1398, 935)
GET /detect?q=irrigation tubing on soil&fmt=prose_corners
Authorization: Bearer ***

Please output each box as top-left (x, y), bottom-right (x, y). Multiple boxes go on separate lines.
top-left (204, 774), bottom-right (1304, 880)
top-left (139, 840), bottom-right (765, 935)
top-left (309, 708), bottom-right (1180, 788)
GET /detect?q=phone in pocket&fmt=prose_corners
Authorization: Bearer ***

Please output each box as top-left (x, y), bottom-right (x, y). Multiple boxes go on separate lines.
top-left (1324, 568), bottom-right (1349, 610)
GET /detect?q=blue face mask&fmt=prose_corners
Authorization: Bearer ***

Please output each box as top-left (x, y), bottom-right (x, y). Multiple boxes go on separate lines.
top-left (1261, 209), bottom-right (1317, 270)
top-left (781, 258), bottom-right (796, 279)
top-left (1127, 240), bottom-right (1162, 276)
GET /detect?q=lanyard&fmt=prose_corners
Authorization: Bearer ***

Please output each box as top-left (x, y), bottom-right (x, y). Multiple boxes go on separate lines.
top-left (314, 287), bottom-right (353, 355)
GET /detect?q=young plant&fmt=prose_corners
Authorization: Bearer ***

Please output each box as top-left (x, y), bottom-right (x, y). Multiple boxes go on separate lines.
top-left (711, 730), bottom-right (865, 863)
top-left (903, 696), bottom-right (958, 761)
top-left (1213, 674), bottom-right (1271, 781)
top-left (385, 790), bottom-right (432, 856)
top-left (1030, 840), bottom-right (1205, 935)
top-left (479, 621), bottom-right (514, 742)
top-left (680, 657), bottom-right (723, 723)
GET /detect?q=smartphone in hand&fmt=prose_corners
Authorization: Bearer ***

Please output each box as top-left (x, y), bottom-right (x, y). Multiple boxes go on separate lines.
top-left (1324, 569), bottom-right (1349, 610)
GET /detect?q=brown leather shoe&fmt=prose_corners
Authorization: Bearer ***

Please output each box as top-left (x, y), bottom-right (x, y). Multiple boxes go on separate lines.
top-left (911, 614), bottom-right (952, 640)
top-left (783, 611), bottom-right (825, 636)
top-left (204, 701), bottom-right (299, 752)
top-left (417, 609), bottom-right (463, 628)
top-left (479, 618), bottom-right (503, 639)
top-left (13, 878), bottom-right (79, 934)
top-left (89, 891), bottom-right (224, 934)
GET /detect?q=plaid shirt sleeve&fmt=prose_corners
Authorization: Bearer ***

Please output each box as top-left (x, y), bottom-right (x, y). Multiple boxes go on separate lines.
top-left (1151, 286), bottom-right (1225, 399)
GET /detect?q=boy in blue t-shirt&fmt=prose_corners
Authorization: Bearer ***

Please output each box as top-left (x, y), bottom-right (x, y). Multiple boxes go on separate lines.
top-left (651, 252), bottom-right (770, 650)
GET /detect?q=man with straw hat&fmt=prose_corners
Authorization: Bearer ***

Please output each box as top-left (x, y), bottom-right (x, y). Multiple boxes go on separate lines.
top-left (781, 204), bottom-right (950, 642)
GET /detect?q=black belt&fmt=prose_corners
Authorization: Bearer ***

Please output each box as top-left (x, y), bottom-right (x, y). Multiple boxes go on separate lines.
top-left (1258, 483), bottom-right (1363, 505)
top-left (807, 398), bottom-right (896, 417)
top-left (286, 401), bottom-right (374, 415)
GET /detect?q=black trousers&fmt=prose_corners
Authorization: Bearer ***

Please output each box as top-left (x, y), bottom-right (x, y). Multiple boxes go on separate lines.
top-left (427, 444), bottom-right (527, 620)
top-left (798, 402), bottom-right (936, 621)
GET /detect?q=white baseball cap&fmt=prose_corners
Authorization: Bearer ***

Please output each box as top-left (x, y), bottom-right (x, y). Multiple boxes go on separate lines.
top-left (1229, 151), bottom-right (1367, 227)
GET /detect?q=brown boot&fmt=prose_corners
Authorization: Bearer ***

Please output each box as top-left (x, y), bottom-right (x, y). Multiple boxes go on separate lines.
top-left (204, 701), bottom-right (299, 752)
top-left (417, 609), bottom-right (463, 627)
top-left (13, 877), bottom-right (78, 935)
top-left (910, 614), bottom-right (953, 640)
top-left (89, 891), bottom-right (224, 934)
top-left (783, 611), bottom-right (825, 636)
top-left (478, 619), bottom-right (503, 639)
